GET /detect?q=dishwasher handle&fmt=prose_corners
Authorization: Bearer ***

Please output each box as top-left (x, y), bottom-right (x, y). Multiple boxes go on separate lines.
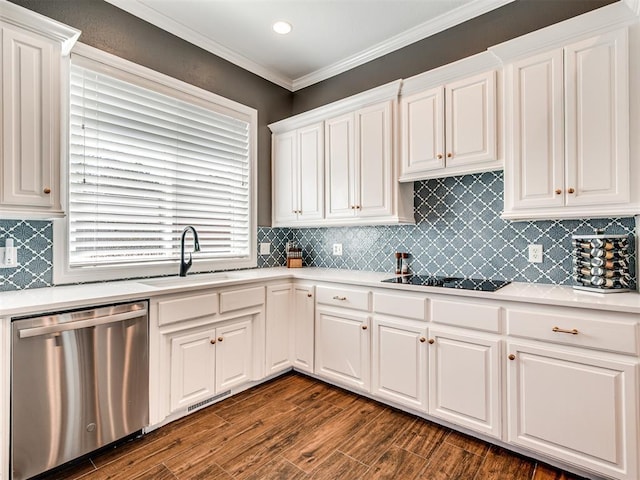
top-left (18, 308), bottom-right (148, 339)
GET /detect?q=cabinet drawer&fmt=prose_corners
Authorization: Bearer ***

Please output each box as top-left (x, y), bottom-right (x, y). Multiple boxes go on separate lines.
top-left (373, 292), bottom-right (427, 320)
top-left (220, 286), bottom-right (265, 313)
top-left (431, 299), bottom-right (501, 333)
top-left (316, 285), bottom-right (370, 311)
top-left (506, 308), bottom-right (639, 355)
top-left (158, 292), bottom-right (219, 326)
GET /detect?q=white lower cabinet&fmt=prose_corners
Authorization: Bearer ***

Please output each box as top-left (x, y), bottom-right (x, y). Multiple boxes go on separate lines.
top-left (153, 286), bottom-right (265, 422)
top-left (169, 325), bottom-right (217, 413)
top-left (265, 284), bottom-right (293, 374)
top-left (372, 316), bottom-right (427, 411)
top-left (315, 307), bottom-right (370, 392)
top-left (168, 317), bottom-right (253, 415)
top-left (292, 283), bottom-right (315, 373)
top-left (506, 340), bottom-right (638, 480)
top-left (428, 327), bottom-right (501, 438)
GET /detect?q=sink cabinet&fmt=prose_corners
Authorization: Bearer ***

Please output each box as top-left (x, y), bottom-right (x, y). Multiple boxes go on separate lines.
top-left (168, 317), bottom-right (253, 414)
top-left (151, 286), bottom-right (265, 423)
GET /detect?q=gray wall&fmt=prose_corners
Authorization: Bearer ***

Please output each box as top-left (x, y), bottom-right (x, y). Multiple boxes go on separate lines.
top-left (9, 0), bottom-right (617, 225)
top-left (292, 0), bottom-right (616, 113)
top-left (9, 0), bottom-right (294, 226)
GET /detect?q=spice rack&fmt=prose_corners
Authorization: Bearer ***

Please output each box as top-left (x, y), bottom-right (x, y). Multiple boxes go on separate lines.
top-left (572, 233), bottom-right (632, 293)
top-left (286, 241), bottom-right (303, 268)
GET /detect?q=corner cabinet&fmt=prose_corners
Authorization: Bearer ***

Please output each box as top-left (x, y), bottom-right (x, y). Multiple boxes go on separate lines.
top-left (0, 3), bottom-right (80, 219)
top-left (497, 26), bottom-right (635, 220)
top-left (269, 80), bottom-right (414, 227)
top-left (398, 52), bottom-right (502, 182)
top-left (315, 285), bottom-right (372, 392)
top-left (325, 101), bottom-right (402, 221)
top-left (272, 123), bottom-right (324, 226)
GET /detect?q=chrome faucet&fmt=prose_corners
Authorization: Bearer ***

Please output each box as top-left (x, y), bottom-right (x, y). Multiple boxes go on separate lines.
top-left (179, 226), bottom-right (201, 277)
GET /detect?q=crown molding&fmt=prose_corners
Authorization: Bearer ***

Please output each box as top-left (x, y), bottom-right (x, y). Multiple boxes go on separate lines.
top-left (624, 0), bottom-right (640, 16)
top-left (269, 79), bottom-right (402, 133)
top-left (0, 0), bottom-right (80, 55)
top-left (103, 0), bottom-right (294, 90)
top-left (489, 1), bottom-right (638, 63)
top-left (105, 0), bottom-right (514, 92)
top-left (291, 0), bottom-right (515, 91)
top-left (400, 51), bottom-right (500, 96)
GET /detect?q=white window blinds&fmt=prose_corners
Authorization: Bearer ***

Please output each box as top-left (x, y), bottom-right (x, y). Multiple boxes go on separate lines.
top-left (68, 61), bottom-right (252, 268)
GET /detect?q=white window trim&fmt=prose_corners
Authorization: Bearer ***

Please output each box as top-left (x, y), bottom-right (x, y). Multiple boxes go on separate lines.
top-left (54, 42), bottom-right (257, 285)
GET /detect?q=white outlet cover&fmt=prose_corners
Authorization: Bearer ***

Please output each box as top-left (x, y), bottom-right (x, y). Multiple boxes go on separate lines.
top-left (332, 243), bottom-right (342, 256)
top-left (259, 242), bottom-right (270, 255)
top-left (528, 244), bottom-right (543, 263)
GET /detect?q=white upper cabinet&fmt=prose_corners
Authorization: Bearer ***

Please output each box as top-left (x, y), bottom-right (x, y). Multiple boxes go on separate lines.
top-left (272, 123), bottom-right (324, 226)
top-left (270, 80), bottom-right (414, 227)
top-left (491, 1), bottom-right (638, 220)
top-left (0, 3), bottom-right (79, 219)
top-left (445, 71), bottom-right (497, 168)
top-left (399, 52), bottom-right (501, 182)
top-left (325, 112), bottom-right (355, 219)
top-left (564, 30), bottom-right (629, 208)
top-left (400, 86), bottom-right (444, 174)
top-left (504, 49), bottom-right (565, 211)
top-left (325, 101), bottom-right (395, 220)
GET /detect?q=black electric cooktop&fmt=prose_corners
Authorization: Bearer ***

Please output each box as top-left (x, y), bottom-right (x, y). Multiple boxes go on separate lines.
top-left (381, 275), bottom-right (511, 292)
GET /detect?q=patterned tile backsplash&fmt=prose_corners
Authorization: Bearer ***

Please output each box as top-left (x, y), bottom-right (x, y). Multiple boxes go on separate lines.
top-left (1, 171), bottom-right (637, 291)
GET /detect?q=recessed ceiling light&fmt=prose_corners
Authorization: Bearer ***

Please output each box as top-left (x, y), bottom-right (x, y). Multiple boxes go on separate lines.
top-left (272, 21), bottom-right (292, 35)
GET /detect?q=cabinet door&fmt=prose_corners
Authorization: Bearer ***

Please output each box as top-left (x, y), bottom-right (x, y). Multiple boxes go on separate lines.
top-left (315, 308), bottom-right (370, 391)
top-left (169, 326), bottom-right (216, 413)
top-left (428, 328), bottom-right (501, 438)
top-left (265, 284), bottom-right (292, 375)
top-left (506, 49), bottom-right (565, 210)
top-left (445, 70), bottom-right (497, 167)
top-left (1, 26), bottom-right (60, 213)
top-left (325, 113), bottom-right (356, 219)
top-left (400, 86), bottom-right (445, 175)
top-left (292, 284), bottom-right (315, 373)
top-left (272, 130), bottom-right (298, 224)
top-left (372, 316), bottom-right (427, 411)
top-left (355, 101), bottom-right (393, 218)
top-left (564, 29), bottom-right (629, 207)
top-left (215, 318), bottom-right (253, 392)
top-left (507, 341), bottom-right (638, 480)
top-left (298, 123), bottom-right (324, 222)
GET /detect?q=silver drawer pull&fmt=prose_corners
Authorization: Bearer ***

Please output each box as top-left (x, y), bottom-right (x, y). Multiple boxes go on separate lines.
top-left (332, 295), bottom-right (347, 301)
top-left (552, 326), bottom-right (579, 335)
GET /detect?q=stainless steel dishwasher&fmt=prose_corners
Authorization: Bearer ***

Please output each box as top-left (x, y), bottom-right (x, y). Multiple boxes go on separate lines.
top-left (11, 301), bottom-right (149, 480)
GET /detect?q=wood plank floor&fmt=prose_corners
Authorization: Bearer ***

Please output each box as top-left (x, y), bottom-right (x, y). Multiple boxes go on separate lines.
top-left (37, 373), bottom-right (587, 480)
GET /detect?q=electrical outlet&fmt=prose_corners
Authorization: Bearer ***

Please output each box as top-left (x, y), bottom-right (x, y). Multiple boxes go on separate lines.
top-left (259, 242), bottom-right (271, 255)
top-left (528, 244), bottom-right (543, 263)
top-left (332, 243), bottom-right (342, 256)
top-left (0, 247), bottom-right (18, 268)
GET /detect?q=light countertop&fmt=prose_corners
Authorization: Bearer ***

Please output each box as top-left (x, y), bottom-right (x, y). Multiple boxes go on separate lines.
top-left (1, 267), bottom-right (639, 317)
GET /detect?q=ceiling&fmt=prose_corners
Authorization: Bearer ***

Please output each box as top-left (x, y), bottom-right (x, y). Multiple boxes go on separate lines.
top-left (104, 0), bottom-right (514, 91)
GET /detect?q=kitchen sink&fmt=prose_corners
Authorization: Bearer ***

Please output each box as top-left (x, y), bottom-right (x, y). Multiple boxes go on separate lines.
top-left (137, 272), bottom-right (235, 288)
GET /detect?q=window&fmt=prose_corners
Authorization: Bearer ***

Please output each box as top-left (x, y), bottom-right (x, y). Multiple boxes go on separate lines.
top-left (54, 44), bottom-right (257, 284)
